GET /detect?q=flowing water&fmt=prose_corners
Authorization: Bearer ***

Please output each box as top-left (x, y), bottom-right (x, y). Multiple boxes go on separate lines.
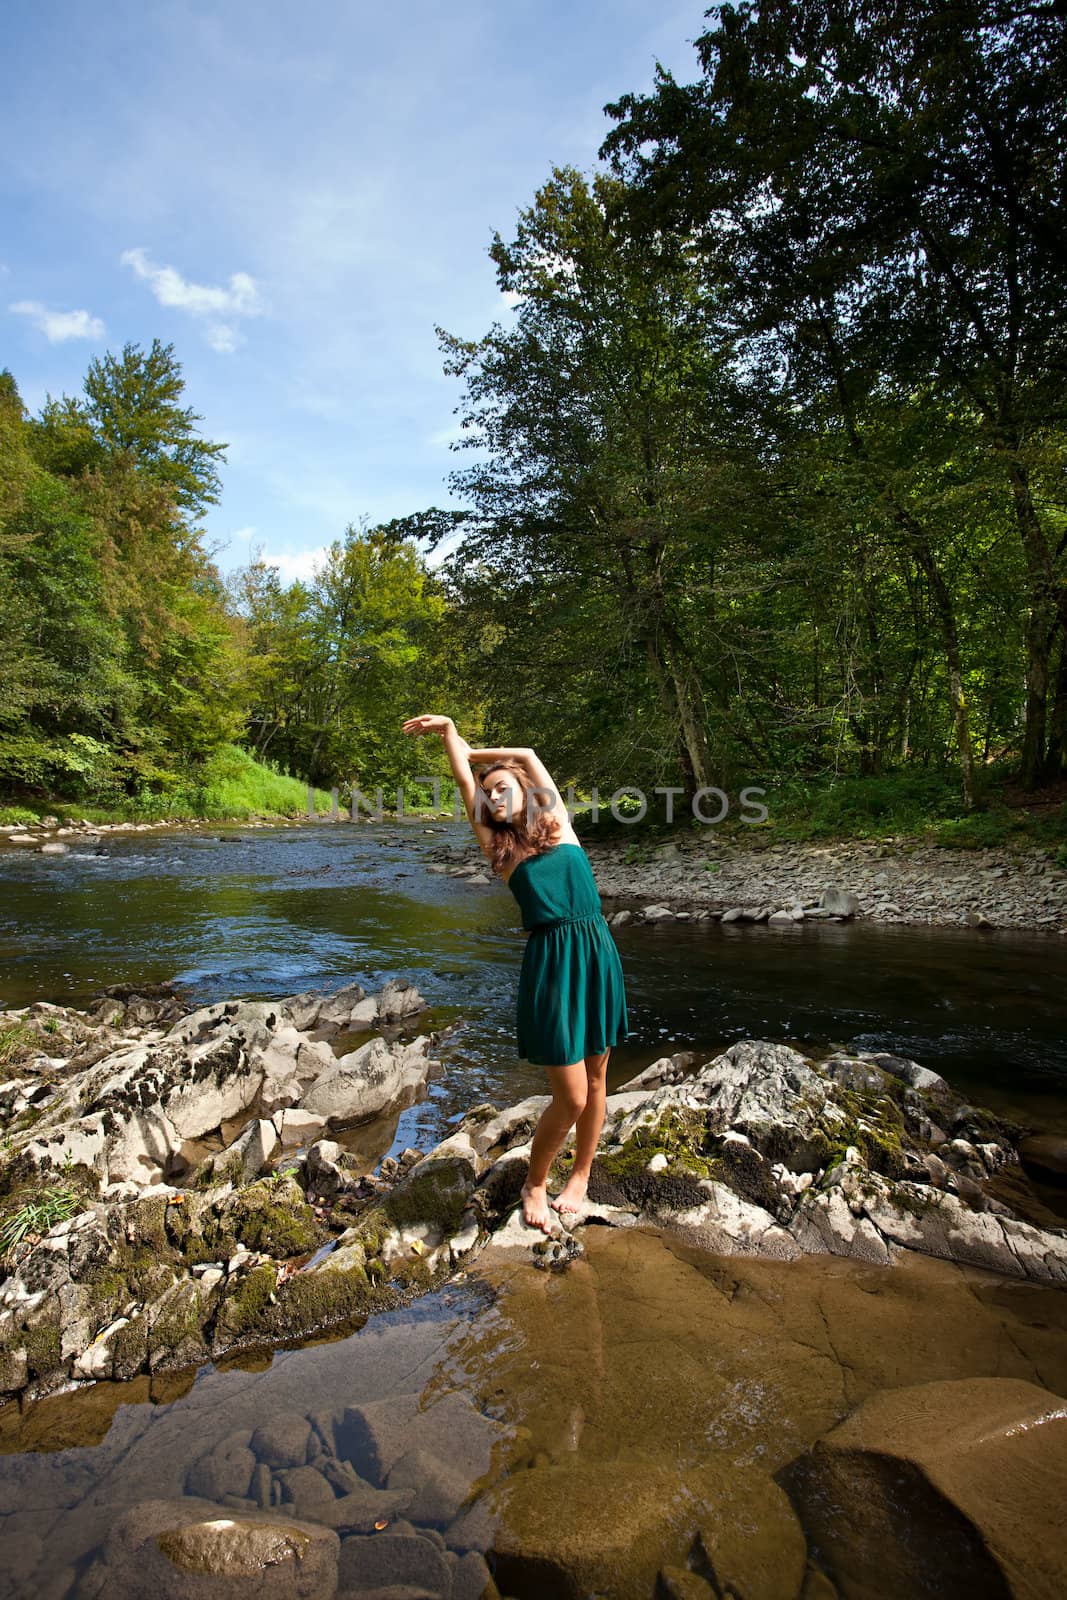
top-left (1, 820), bottom-right (1066, 1597)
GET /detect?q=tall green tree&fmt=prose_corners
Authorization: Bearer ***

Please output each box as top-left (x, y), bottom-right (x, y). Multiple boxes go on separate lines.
top-left (77, 337), bottom-right (228, 517)
top-left (432, 165), bottom-right (769, 799)
top-left (601, 0), bottom-right (1067, 792)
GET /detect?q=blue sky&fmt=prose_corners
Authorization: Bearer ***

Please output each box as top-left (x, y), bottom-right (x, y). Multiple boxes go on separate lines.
top-left (3, 0), bottom-right (705, 582)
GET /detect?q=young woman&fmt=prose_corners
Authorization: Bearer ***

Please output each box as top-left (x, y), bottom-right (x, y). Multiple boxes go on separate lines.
top-left (401, 714), bottom-right (629, 1235)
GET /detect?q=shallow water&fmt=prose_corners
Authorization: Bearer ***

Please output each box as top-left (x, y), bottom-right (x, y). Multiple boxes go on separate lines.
top-left (0, 1226), bottom-right (1065, 1598)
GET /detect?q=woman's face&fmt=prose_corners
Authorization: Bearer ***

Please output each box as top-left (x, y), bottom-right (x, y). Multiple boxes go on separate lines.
top-left (480, 767), bottom-right (525, 823)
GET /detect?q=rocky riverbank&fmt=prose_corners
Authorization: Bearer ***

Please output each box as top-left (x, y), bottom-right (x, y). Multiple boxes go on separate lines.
top-left (424, 831), bottom-right (1067, 933)
top-left (0, 815), bottom-right (289, 852)
top-left (2, 977), bottom-right (1066, 1413)
top-left (7, 813), bottom-right (1067, 932)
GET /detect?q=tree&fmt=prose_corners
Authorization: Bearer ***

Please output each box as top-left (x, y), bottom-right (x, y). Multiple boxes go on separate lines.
top-left (80, 338), bottom-right (228, 516)
top-left (601, 0), bottom-right (1067, 792)
top-left (432, 165), bottom-right (770, 799)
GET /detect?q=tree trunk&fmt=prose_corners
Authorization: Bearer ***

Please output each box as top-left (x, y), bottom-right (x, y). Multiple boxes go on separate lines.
top-left (1003, 454), bottom-right (1066, 788)
top-left (1044, 634), bottom-right (1067, 781)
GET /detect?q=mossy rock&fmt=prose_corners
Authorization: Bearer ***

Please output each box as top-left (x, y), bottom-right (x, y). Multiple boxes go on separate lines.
top-left (588, 1104), bottom-right (720, 1212)
top-left (381, 1155), bottom-right (475, 1236)
top-left (110, 1311), bottom-right (149, 1379)
top-left (187, 1175), bottom-right (325, 1263)
top-left (211, 1250), bottom-right (449, 1357)
top-left (213, 1262), bottom-right (278, 1342)
top-left (606, 1105), bottom-right (717, 1176)
top-left (84, 1242), bottom-right (176, 1321)
top-left (148, 1280), bottom-right (208, 1370)
top-left (23, 1314), bottom-right (62, 1381)
top-left (708, 1140), bottom-right (781, 1213)
top-left (588, 1153), bottom-right (708, 1215)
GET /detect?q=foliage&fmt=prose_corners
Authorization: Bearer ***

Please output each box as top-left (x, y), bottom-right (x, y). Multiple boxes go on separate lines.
top-left (0, 1184), bottom-right (83, 1261)
top-left (2, 9), bottom-right (1067, 829)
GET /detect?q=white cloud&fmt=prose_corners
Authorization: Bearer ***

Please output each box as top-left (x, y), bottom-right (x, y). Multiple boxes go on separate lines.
top-left (10, 300), bottom-right (105, 342)
top-left (231, 524), bottom-right (257, 542)
top-left (120, 247), bottom-right (264, 352)
top-left (260, 546), bottom-right (330, 582)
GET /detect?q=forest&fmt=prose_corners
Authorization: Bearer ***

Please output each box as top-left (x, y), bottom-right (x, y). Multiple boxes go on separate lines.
top-left (2, 3), bottom-right (1064, 842)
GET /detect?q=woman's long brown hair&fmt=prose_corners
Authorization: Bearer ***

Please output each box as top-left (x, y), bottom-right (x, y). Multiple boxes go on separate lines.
top-left (473, 760), bottom-right (562, 876)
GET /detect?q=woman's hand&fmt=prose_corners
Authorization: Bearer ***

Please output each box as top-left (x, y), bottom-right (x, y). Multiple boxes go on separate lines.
top-left (402, 714), bottom-right (454, 737)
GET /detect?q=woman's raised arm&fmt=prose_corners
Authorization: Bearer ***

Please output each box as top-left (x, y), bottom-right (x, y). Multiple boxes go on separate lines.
top-left (402, 714), bottom-right (488, 841)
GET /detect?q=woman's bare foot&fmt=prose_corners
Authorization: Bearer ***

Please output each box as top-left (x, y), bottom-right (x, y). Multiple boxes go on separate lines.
top-left (520, 1180), bottom-right (556, 1234)
top-left (550, 1171), bottom-right (589, 1214)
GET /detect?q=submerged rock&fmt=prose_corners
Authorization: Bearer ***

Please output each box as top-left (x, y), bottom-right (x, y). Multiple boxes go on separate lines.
top-left (782, 1377), bottom-right (1067, 1599)
top-left (77, 1496), bottom-right (341, 1598)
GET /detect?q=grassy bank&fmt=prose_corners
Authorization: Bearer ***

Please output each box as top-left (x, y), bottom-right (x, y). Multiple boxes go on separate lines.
top-left (0, 745), bottom-right (338, 827)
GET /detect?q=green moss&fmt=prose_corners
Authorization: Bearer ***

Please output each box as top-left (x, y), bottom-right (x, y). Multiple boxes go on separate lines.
top-left (84, 1243), bottom-right (176, 1324)
top-left (186, 1176), bottom-right (324, 1264)
top-left (24, 1316), bottom-right (62, 1380)
top-left (216, 1263), bottom-right (277, 1338)
top-left (707, 1141), bottom-right (781, 1212)
top-left (600, 1105), bottom-right (717, 1180)
top-left (274, 1266), bottom-right (371, 1328)
top-left (382, 1157), bottom-right (473, 1236)
top-left (238, 1200), bottom-right (322, 1257)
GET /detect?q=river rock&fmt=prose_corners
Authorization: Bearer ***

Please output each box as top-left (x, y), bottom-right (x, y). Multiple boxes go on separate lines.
top-left (820, 887), bottom-right (860, 916)
top-left (250, 1412), bottom-right (314, 1469)
top-left (782, 1377), bottom-right (1067, 1599)
top-left (207, 1118), bottom-right (280, 1184)
top-left (76, 1496), bottom-right (340, 1599)
top-left (334, 1388), bottom-right (511, 1495)
top-left (186, 1433), bottom-right (258, 1501)
top-left (446, 1456), bottom-right (806, 1600)
top-left (298, 1034), bottom-right (438, 1124)
top-left (337, 1529), bottom-right (453, 1593)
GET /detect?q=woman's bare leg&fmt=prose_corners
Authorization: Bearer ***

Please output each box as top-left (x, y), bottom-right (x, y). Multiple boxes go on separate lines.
top-left (550, 1047), bottom-right (610, 1214)
top-left (521, 1061), bottom-right (587, 1233)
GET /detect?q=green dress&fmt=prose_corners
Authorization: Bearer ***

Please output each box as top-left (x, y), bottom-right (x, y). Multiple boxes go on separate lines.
top-left (506, 841), bottom-right (629, 1067)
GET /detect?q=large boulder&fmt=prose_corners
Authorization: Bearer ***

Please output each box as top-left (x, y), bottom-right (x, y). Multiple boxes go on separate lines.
top-left (782, 1377), bottom-right (1067, 1600)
